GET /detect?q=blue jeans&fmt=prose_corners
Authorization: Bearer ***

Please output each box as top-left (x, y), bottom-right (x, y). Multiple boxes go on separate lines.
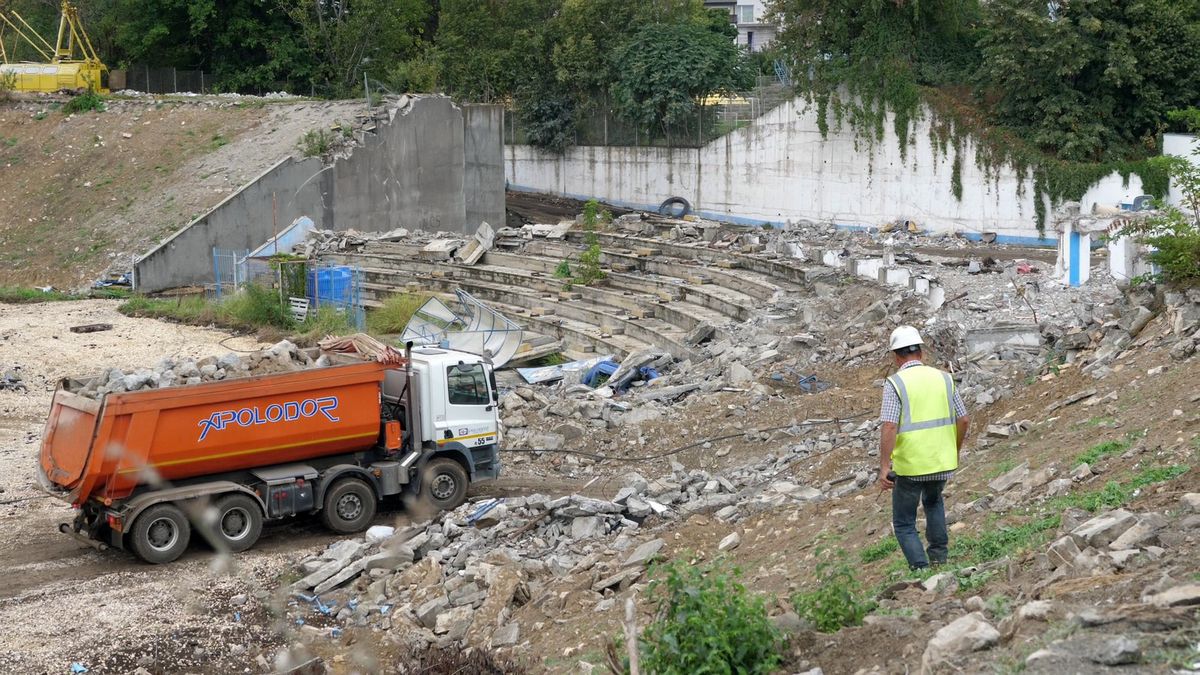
top-left (892, 476), bottom-right (948, 569)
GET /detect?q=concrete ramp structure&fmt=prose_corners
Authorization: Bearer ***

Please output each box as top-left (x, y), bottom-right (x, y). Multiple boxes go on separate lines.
top-left (133, 96), bottom-right (504, 293)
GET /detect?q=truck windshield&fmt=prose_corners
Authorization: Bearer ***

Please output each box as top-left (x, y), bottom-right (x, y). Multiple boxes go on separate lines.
top-left (447, 364), bottom-right (490, 405)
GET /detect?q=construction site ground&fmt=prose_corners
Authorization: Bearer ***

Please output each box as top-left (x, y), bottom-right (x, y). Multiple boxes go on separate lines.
top-left (0, 97), bottom-right (1198, 674)
top-left (1, 291), bottom-right (1197, 673)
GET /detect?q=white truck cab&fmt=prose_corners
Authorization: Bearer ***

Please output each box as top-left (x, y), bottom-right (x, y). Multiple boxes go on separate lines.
top-left (383, 347), bottom-right (501, 508)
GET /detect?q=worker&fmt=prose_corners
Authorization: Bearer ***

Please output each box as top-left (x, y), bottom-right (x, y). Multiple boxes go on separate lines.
top-left (877, 325), bottom-right (970, 570)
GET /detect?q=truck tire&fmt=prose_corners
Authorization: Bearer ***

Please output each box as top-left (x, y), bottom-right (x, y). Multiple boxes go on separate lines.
top-left (130, 503), bottom-right (192, 564)
top-left (422, 458), bottom-right (469, 512)
top-left (212, 494), bottom-right (263, 553)
top-left (320, 478), bottom-right (376, 534)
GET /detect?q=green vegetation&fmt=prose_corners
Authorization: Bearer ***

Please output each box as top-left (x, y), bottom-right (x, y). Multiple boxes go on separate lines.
top-left (610, 19), bottom-right (751, 140)
top-left (1119, 134), bottom-right (1200, 286)
top-left (985, 594), bottom-right (1012, 618)
top-left (0, 286), bottom-right (128, 304)
top-left (859, 537), bottom-right (899, 564)
top-left (366, 293), bottom-right (429, 335)
top-left (792, 554), bottom-right (876, 632)
top-left (0, 69), bottom-right (15, 100)
top-left (625, 557), bottom-right (781, 675)
top-left (62, 89), bottom-right (106, 115)
top-left (553, 259), bottom-right (572, 279)
top-left (949, 515), bottom-right (1060, 568)
top-left (1076, 437), bottom-right (1132, 466)
top-left (298, 129), bottom-right (336, 158)
top-left (770, 0), bottom-right (1200, 230)
top-left (1050, 464), bottom-right (1190, 513)
top-left (119, 283), bottom-right (357, 341)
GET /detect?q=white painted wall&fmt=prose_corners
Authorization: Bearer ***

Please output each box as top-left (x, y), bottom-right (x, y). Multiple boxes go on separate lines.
top-left (1164, 133), bottom-right (1199, 208)
top-left (506, 97), bottom-right (1160, 244)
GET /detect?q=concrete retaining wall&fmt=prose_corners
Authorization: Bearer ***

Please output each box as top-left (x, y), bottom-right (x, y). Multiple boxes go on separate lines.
top-left (134, 96), bottom-right (505, 292)
top-left (134, 156), bottom-right (330, 293)
top-left (505, 98), bottom-right (1158, 244)
top-left (464, 105), bottom-right (506, 230)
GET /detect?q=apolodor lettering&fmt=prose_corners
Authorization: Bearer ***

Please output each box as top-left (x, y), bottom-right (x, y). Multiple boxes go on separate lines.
top-left (197, 396), bottom-right (340, 441)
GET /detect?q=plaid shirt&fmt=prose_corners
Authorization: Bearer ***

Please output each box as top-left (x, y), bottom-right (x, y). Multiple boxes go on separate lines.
top-left (880, 359), bottom-right (967, 481)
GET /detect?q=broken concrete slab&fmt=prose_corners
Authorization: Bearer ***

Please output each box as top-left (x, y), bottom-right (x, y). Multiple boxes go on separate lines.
top-left (1070, 510), bottom-right (1136, 549)
top-left (623, 538), bottom-right (666, 567)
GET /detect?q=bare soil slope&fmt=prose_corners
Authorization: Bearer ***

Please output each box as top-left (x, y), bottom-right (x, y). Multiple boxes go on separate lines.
top-left (0, 98), bottom-right (366, 289)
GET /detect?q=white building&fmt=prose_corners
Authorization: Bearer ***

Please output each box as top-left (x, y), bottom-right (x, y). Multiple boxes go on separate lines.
top-left (704, 0), bottom-right (777, 52)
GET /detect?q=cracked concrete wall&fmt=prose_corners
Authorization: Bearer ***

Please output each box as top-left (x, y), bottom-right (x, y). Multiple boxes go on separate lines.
top-left (133, 156), bottom-right (331, 293)
top-left (134, 96), bottom-right (504, 292)
top-left (463, 105), bottom-right (506, 230)
top-left (505, 97), bottom-right (1156, 245)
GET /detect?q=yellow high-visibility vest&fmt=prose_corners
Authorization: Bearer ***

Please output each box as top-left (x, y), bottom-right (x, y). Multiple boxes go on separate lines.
top-left (888, 365), bottom-right (959, 476)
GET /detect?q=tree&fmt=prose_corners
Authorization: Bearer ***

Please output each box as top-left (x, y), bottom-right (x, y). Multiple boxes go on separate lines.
top-left (283, 0), bottom-right (431, 98)
top-left (610, 19), bottom-right (750, 141)
top-left (770, 0), bottom-right (981, 142)
top-left (977, 0), bottom-right (1200, 161)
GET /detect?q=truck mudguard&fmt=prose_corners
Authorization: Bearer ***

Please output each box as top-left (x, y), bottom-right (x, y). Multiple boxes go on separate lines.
top-left (121, 481), bottom-right (265, 526)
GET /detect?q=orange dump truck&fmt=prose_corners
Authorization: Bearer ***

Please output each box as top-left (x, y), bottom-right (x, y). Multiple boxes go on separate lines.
top-left (38, 346), bottom-right (501, 563)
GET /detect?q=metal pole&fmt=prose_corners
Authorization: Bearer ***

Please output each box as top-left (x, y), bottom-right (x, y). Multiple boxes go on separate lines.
top-left (364, 72), bottom-right (370, 110)
top-left (200, 71), bottom-right (204, 93)
top-left (172, 67), bottom-right (177, 93)
top-left (144, 64), bottom-right (149, 93)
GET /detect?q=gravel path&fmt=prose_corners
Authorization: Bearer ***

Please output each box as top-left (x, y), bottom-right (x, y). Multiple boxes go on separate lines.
top-left (0, 300), bottom-right (323, 673)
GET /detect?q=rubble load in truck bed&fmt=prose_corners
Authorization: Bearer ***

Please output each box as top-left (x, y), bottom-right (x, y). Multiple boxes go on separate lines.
top-left (66, 334), bottom-right (403, 399)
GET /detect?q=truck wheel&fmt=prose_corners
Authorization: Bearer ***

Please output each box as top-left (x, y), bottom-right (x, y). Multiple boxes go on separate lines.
top-left (320, 478), bottom-right (376, 534)
top-left (213, 494), bottom-right (263, 553)
top-left (130, 503), bottom-right (192, 564)
top-left (422, 458), bottom-right (468, 512)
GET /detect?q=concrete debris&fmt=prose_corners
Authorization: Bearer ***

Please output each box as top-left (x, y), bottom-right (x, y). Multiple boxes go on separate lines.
top-left (67, 340), bottom-right (333, 399)
top-left (921, 612), bottom-right (999, 673)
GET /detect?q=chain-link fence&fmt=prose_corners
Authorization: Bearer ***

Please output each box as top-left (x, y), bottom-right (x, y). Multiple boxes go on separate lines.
top-left (504, 80), bottom-right (794, 149)
top-left (116, 65), bottom-right (214, 94)
top-left (211, 249), bottom-right (365, 330)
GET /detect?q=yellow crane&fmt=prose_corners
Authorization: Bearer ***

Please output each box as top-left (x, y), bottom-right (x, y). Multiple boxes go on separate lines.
top-left (0, 1), bottom-right (108, 94)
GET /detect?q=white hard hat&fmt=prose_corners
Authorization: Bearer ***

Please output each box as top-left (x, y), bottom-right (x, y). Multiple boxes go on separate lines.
top-left (889, 325), bottom-right (924, 351)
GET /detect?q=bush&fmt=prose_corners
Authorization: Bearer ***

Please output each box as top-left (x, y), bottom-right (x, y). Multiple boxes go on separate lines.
top-left (0, 70), bottom-right (16, 100)
top-left (575, 227), bottom-right (607, 286)
top-left (553, 259), bottom-right (572, 278)
top-left (366, 293), bottom-right (429, 334)
top-left (1119, 154), bottom-right (1200, 286)
top-left (222, 283), bottom-right (292, 329)
top-left (297, 305), bottom-right (356, 344)
top-left (792, 555), bottom-right (875, 633)
top-left (628, 557), bottom-right (782, 675)
top-left (62, 89), bottom-right (106, 114)
top-left (299, 129), bottom-right (336, 157)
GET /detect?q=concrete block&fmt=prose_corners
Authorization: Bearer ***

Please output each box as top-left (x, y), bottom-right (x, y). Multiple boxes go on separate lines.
top-left (878, 266), bottom-right (911, 287)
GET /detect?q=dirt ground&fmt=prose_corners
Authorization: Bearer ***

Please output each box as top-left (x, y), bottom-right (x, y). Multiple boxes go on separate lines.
top-left (0, 300), bottom-right (305, 673)
top-left (0, 98), bottom-right (369, 289)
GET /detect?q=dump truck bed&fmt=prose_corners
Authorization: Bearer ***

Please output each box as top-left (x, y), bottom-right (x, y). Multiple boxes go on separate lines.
top-left (39, 361), bottom-right (388, 507)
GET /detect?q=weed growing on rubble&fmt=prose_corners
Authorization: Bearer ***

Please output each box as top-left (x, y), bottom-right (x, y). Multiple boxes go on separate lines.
top-left (299, 129), bottom-right (335, 157)
top-left (366, 293), bottom-right (429, 334)
top-left (625, 557), bottom-right (782, 674)
top-left (792, 553), bottom-right (875, 633)
top-left (1075, 430), bottom-right (1146, 466)
top-left (553, 259), bottom-right (571, 278)
top-left (859, 537), bottom-right (899, 564)
top-left (62, 89), bottom-right (105, 114)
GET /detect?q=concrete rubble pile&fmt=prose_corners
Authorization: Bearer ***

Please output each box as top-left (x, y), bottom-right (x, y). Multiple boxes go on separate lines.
top-left (68, 340), bottom-right (332, 399)
top-left (283, 459), bottom-right (857, 650)
top-left (300, 227), bottom-right (430, 257)
top-left (1, 366), bottom-right (26, 393)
